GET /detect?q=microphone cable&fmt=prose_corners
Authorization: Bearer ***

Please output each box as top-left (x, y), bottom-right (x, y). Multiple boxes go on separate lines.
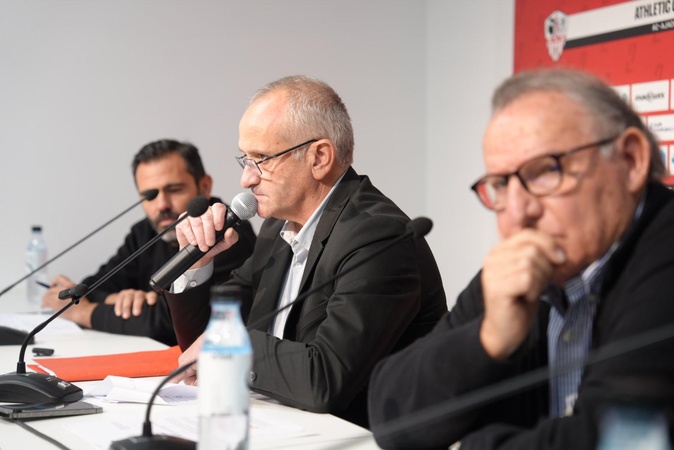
top-left (6, 418), bottom-right (71, 450)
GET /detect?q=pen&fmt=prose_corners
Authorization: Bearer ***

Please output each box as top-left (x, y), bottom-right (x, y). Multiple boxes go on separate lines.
top-left (35, 281), bottom-right (50, 289)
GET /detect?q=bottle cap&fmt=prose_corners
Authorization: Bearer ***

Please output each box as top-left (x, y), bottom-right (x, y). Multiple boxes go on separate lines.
top-left (31, 225), bottom-right (42, 232)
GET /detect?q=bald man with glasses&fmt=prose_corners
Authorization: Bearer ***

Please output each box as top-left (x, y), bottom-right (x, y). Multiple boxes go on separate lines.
top-left (369, 68), bottom-right (674, 450)
top-left (163, 75), bottom-right (448, 427)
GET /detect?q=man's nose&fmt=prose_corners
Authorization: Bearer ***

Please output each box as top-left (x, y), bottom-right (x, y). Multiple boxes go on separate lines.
top-left (240, 166), bottom-right (260, 189)
top-left (504, 176), bottom-right (543, 227)
top-left (154, 191), bottom-right (172, 211)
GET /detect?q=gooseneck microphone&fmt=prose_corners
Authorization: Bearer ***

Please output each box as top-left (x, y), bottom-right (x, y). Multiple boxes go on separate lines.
top-left (247, 216), bottom-right (433, 331)
top-left (372, 320), bottom-right (674, 445)
top-left (110, 361), bottom-right (199, 450)
top-left (149, 192), bottom-right (258, 292)
top-left (0, 196), bottom-right (210, 405)
top-left (57, 196), bottom-right (211, 302)
top-left (0, 189), bottom-right (159, 299)
top-left (110, 216), bottom-right (433, 450)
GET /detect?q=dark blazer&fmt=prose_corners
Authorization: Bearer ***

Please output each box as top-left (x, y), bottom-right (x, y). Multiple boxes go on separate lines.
top-left (368, 183), bottom-right (674, 449)
top-left (86, 196), bottom-right (256, 346)
top-left (166, 167), bottom-right (448, 427)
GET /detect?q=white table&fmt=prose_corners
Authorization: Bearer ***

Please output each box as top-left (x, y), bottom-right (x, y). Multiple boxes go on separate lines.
top-left (0, 302), bottom-right (379, 449)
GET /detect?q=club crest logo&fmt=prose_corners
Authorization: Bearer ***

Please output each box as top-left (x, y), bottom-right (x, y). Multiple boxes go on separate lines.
top-left (544, 10), bottom-right (568, 62)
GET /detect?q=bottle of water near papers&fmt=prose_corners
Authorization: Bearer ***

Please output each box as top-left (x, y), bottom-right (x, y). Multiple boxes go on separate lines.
top-left (198, 285), bottom-right (252, 450)
top-left (26, 225), bottom-right (48, 308)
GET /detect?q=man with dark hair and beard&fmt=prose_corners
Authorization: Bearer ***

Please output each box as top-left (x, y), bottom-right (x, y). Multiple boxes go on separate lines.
top-left (41, 139), bottom-right (256, 345)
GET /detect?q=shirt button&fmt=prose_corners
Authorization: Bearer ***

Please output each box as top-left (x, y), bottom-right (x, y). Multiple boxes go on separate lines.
top-left (563, 330), bottom-right (573, 342)
top-left (189, 280), bottom-right (198, 288)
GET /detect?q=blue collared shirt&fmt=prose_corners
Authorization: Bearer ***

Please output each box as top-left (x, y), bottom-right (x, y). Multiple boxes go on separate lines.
top-left (546, 195), bottom-right (645, 417)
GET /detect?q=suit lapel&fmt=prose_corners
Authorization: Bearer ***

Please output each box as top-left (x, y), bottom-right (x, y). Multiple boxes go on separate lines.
top-left (299, 167), bottom-right (360, 293)
top-left (247, 167), bottom-right (362, 334)
top-left (247, 237), bottom-right (293, 331)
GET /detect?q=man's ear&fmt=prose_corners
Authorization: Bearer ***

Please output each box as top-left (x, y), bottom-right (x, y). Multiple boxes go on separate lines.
top-left (310, 140), bottom-right (336, 180)
top-left (198, 174), bottom-right (213, 198)
top-left (618, 127), bottom-right (651, 193)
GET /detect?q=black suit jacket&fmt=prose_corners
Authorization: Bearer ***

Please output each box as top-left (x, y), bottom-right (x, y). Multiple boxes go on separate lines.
top-left (166, 167), bottom-right (447, 426)
top-left (368, 183), bottom-right (674, 449)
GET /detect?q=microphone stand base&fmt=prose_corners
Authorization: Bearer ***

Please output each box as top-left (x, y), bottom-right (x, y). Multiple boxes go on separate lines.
top-left (110, 435), bottom-right (196, 450)
top-left (0, 372), bottom-right (83, 404)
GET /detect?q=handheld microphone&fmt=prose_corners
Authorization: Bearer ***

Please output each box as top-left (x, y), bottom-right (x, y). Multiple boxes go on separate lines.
top-left (149, 192), bottom-right (258, 292)
top-left (110, 216), bottom-right (433, 450)
top-left (0, 196), bottom-right (210, 405)
top-left (58, 196), bottom-right (210, 303)
top-left (0, 189), bottom-right (159, 299)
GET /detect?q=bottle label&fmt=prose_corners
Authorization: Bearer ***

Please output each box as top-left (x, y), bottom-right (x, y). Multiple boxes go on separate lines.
top-left (26, 250), bottom-right (48, 279)
top-left (198, 351), bottom-right (251, 450)
top-left (198, 352), bottom-right (251, 416)
top-left (26, 248), bottom-right (48, 306)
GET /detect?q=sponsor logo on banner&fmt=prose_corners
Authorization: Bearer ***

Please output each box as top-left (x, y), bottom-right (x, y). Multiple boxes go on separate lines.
top-left (632, 80), bottom-right (670, 113)
top-left (538, 1), bottom-right (674, 62)
top-left (544, 10), bottom-right (568, 61)
top-left (648, 114), bottom-right (674, 142)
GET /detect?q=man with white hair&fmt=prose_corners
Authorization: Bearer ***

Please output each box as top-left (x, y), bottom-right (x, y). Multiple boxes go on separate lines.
top-left (369, 68), bottom-right (674, 449)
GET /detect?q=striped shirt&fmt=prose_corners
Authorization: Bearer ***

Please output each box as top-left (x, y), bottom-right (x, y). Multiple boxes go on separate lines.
top-left (546, 196), bottom-right (645, 417)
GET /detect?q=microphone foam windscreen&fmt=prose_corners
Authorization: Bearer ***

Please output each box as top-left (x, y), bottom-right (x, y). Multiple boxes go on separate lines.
top-left (142, 189), bottom-right (159, 201)
top-left (407, 217), bottom-right (433, 239)
top-left (73, 283), bottom-right (88, 298)
top-left (186, 196), bottom-right (210, 217)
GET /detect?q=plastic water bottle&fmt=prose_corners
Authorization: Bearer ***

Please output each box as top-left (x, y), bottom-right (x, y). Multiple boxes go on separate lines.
top-left (198, 285), bottom-right (252, 450)
top-left (26, 225), bottom-right (48, 308)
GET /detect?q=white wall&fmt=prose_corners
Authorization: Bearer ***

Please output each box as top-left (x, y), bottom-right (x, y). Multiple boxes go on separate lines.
top-left (0, 0), bottom-right (513, 306)
top-left (426, 0), bottom-right (514, 303)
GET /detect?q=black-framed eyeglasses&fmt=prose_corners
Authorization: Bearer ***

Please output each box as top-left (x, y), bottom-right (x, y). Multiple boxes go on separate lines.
top-left (470, 134), bottom-right (620, 211)
top-left (235, 139), bottom-right (318, 176)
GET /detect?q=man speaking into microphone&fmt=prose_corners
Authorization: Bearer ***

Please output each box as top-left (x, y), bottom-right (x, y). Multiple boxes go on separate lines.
top-left (164, 75), bottom-right (448, 427)
top-left (41, 139), bottom-right (256, 346)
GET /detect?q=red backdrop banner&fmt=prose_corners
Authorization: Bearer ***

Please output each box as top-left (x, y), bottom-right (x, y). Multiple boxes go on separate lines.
top-left (514, 0), bottom-right (674, 179)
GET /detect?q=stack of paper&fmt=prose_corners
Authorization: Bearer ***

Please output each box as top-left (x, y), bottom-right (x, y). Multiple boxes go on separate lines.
top-left (86, 375), bottom-right (197, 405)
